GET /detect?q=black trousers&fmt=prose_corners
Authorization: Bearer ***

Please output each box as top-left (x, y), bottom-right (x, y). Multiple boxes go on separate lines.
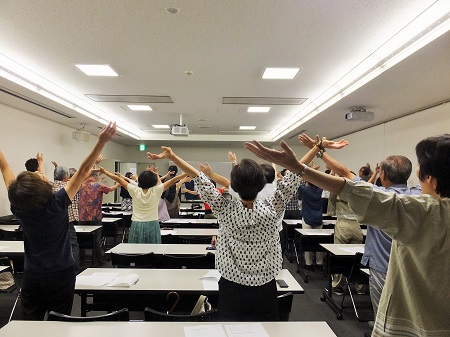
top-left (218, 277), bottom-right (279, 321)
top-left (21, 265), bottom-right (76, 320)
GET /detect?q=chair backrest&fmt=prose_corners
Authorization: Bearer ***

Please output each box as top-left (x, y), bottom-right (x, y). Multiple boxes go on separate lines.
top-left (177, 236), bottom-right (212, 244)
top-left (0, 257), bottom-right (17, 292)
top-left (144, 307), bottom-right (219, 322)
top-left (277, 292), bottom-right (293, 321)
top-left (163, 252), bottom-right (215, 269)
top-left (110, 252), bottom-right (154, 268)
top-left (47, 308), bottom-right (129, 322)
top-left (0, 228), bottom-right (24, 241)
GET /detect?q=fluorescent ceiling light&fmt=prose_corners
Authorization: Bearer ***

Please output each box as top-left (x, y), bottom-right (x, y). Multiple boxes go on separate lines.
top-left (0, 54), bottom-right (141, 139)
top-left (262, 67), bottom-right (300, 79)
top-left (239, 126), bottom-right (256, 130)
top-left (75, 64), bottom-right (118, 76)
top-left (152, 125), bottom-right (170, 129)
top-left (270, 2), bottom-right (450, 140)
top-left (127, 105), bottom-right (152, 111)
top-left (247, 107), bottom-right (271, 113)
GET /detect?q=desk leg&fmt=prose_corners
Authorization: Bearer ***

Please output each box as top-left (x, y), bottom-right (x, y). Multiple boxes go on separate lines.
top-left (295, 234), bottom-right (309, 283)
top-left (320, 253), bottom-right (343, 320)
top-left (80, 293), bottom-right (87, 317)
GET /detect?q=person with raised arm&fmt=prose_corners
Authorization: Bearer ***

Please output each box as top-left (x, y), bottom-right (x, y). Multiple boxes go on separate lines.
top-left (0, 122), bottom-right (116, 320)
top-left (99, 166), bottom-right (187, 243)
top-left (147, 139), bottom-right (347, 321)
top-left (245, 136), bottom-right (450, 337)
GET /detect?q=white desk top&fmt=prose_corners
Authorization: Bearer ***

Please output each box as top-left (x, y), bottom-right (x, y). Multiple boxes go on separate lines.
top-left (102, 217), bottom-right (123, 222)
top-left (0, 321), bottom-right (336, 337)
top-left (106, 243), bottom-right (214, 255)
top-left (0, 224), bottom-right (101, 234)
top-left (296, 228), bottom-right (367, 236)
top-left (320, 243), bottom-right (365, 256)
top-left (75, 268), bottom-right (304, 294)
top-left (0, 266), bottom-right (8, 272)
top-left (162, 218), bottom-right (218, 224)
top-left (103, 211), bottom-right (133, 216)
top-left (0, 241), bottom-right (24, 254)
top-left (160, 228), bottom-right (219, 236)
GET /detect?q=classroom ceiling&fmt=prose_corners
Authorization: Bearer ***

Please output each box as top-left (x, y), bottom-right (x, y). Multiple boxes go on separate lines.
top-left (0, 1), bottom-right (450, 147)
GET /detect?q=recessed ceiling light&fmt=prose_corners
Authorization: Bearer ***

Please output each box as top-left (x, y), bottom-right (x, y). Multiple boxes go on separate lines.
top-left (239, 126), bottom-right (256, 130)
top-left (262, 67), bottom-right (301, 79)
top-left (152, 125), bottom-right (170, 129)
top-left (166, 7), bottom-right (179, 14)
top-left (127, 105), bottom-right (152, 111)
top-left (75, 64), bottom-right (118, 76)
top-left (247, 107), bottom-right (271, 113)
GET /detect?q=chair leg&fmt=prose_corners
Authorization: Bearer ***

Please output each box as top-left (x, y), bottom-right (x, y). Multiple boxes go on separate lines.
top-left (9, 288), bottom-right (21, 322)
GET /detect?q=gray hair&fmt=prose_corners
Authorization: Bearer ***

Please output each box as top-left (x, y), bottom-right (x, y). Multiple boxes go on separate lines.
top-left (54, 166), bottom-right (69, 181)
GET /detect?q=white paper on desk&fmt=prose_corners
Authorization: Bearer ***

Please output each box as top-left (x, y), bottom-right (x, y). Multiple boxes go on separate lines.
top-left (224, 323), bottom-right (270, 337)
top-left (107, 273), bottom-right (139, 287)
top-left (76, 272), bottom-right (119, 287)
top-left (341, 247), bottom-right (364, 254)
top-left (160, 229), bottom-right (177, 236)
top-left (200, 270), bottom-right (220, 290)
top-left (184, 324), bottom-right (227, 337)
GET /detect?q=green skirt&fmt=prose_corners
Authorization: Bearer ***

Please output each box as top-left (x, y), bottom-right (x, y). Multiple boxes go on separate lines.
top-left (128, 220), bottom-right (161, 244)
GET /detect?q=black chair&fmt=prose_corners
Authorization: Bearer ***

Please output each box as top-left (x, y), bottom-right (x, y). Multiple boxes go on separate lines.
top-left (163, 252), bottom-right (215, 269)
top-left (176, 236), bottom-right (212, 244)
top-left (47, 308), bottom-right (130, 322)
top-left (277, 292), bottom-right (293, 321)
top-left (0, 257), bottom-right (21, 322)
top-left (144, 306), bottom-right (219, 322)
top-left (0, 228), bottom-right (24, 241)
top-left (110, 252), bottom-right (154, 268)
top-left (339, 252), bottom-right (371, 321)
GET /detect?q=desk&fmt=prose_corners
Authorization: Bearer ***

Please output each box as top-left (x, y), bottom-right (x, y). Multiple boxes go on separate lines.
top-left (0, 321), bottom-right (337, 337)
top-left (161, 228), bottom-right (218, 236)
top-left (107, 243), bottom-right (214, 255)
top-left (319, 243), bottom-right (365, 319)
top-left (75, 226), bottom-right (102, 267)
top-left (75, 268), bottom-right (303, 315)
top-left (161, 218), bottom-right (218, 228)
top-left (0, 241), bottom-right (24, 257)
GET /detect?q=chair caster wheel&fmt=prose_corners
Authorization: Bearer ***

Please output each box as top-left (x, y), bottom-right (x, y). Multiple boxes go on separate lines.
top-left (336, 313), bottom-right (343, 320)
top-left (320, 296), bottom-right (326, 302)
top-left (304, 275), bottom-right (309, 283)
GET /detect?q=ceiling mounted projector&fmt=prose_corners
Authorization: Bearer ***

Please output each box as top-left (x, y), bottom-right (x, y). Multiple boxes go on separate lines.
top-left (170, 115), bottom-right (189, 137)
top-left (72, 124), bottom-right (91, 143)
top-left (345, 107), bottom-right (374, 122)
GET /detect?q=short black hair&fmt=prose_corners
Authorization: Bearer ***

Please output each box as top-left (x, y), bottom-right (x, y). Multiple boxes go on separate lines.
top-left (8, 171), bottom-right (53, 211)
top-left (416, 134), bottom-right (450, 198)
top-left (168, 165), bottom-right (178, 174)
top-left (138, 170), bottom-right (158, 189)
top-left (260, 163), bottom-right (275, 183)
top-left (230, 159), bottom-right (266, 201)
top-left (25, 158), bottom-right (39, 172)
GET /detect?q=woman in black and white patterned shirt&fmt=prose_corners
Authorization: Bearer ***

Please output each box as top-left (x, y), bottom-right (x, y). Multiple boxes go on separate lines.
top-left (147, 138), bottom-right (348, 321)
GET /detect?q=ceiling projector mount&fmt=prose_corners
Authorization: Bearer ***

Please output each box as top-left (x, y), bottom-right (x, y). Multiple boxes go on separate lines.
top-left (170, 115), bottom-right (190, 137)
top-left (345, 107), bottom-right (374, 122)
top-left (72, 123), bottom-right (91, 143)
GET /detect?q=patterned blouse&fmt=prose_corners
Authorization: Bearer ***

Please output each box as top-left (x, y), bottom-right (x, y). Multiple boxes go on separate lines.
top-left (194, 171), bottom-right (301, 286)
top-left (52, 180), bottom-right (79, 222)
top-left (78, 177), bottom-right (110, 221)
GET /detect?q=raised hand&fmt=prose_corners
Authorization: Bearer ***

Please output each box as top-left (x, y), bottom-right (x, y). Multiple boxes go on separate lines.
top-left (98, 122), bottom-right (117, 144)
top-left (147, 146), bottom-right (173, 161)
top-left (319, 135), bottom-right (349, 149)
top-left (298, 134), bottom-right (316, 149)
top-left (95, 154), bottom-right (103, 165)
top-left (244, 140), bottom-right (299, 171)
top-left (36, 152), bottom-right (44, 162)
top-left (227, 151), bottom-right (237, 163)
top-left (198, 162), bottom-right (213, 176)
top-left (51, 161), bottom-right (58, 167)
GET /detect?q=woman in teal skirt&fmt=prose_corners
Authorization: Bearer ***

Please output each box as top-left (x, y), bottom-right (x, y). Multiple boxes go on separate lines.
top-left (100, 167), bottom-right (186, 243)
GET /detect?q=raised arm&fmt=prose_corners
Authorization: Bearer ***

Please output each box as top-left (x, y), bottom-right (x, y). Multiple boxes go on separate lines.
top-left (100, 168), bottom-right (128, 189)
top-left (198, 162), bottom-right (231, 188)
top-left (298, 134), bottom-right (354, 179)
top-left (36, 152), bottom-right (45, 175)
top-left (244, 139), bottom-right (346, 195)
top-left (65, 122), bottom-right (116, 200)
top-left (147, 147), bottom-right (199, 178)
top-left (367, 163), bottom-right (380, 184)
top-left (228, 151), bottom-right (238, 166)
top-left (162, 172), bottom-right (188, 191)
top-left (0, 151), bottom-right (15, 189)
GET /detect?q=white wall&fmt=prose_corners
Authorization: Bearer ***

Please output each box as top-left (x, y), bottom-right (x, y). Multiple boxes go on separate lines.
top-left (0, 103), bottom-right (127, 215)
top-left (1, 101), bottom-right (449, 215)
